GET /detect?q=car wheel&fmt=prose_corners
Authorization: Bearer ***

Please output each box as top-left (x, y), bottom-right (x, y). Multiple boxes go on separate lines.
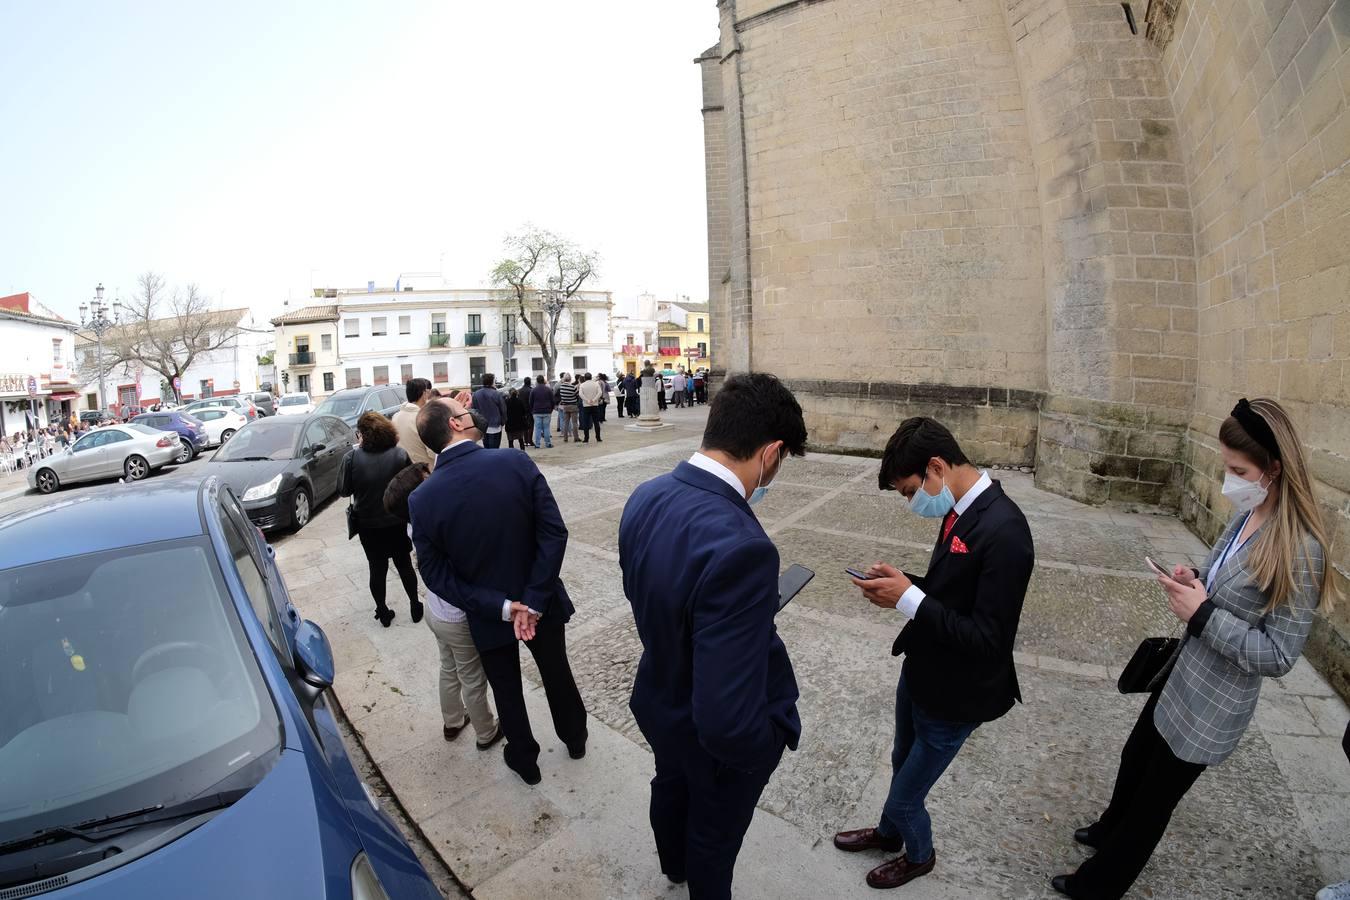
top-left (176, 437), bottom-right (194, 464)
top-left (35, 468), bottom-right (59, 494)
top-left (124, 455), bottom-right (150, 481)
top-left (292, 486), bottom-right (312, 531)
top-left (221, 428), bottom-right (236, 444)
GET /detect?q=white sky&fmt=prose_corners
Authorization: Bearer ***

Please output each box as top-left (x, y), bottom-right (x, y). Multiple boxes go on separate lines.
top-left (0, 1), bottom-right (717, 323)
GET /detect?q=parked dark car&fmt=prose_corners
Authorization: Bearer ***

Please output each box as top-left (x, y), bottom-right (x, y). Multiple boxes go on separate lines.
top-left (79, 409), bottom-right (113, 425)
top-left (248, 392), bottom-right (276, 417)
top-left (197, 414), bottom-right (354, 532)
top-left (314, 385), bottom-right (405, 427)
top-left (0, 479), bottom-right (443, 899)
top-left (131, 411), bottom-right (210, 464)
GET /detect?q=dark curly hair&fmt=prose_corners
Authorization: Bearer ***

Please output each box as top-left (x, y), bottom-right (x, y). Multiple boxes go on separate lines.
top-left (383, 462), bottom-right (430, 522)
top-left (355, 411), bottom-right (398, 453)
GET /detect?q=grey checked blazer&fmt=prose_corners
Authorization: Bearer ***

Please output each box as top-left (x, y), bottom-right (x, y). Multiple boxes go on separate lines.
top-left (1152, 513), bottom-right (1324, 765)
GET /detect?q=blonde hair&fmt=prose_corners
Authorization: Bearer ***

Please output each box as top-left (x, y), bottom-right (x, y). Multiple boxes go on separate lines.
top-left (1218, 398), bottom-right (1337, 614)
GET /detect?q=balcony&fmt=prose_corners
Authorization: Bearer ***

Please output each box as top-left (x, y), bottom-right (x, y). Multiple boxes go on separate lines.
top-left (465, 331), bottom-right (486, 346)
top-left (288, 351), bottom-right (315, 366)
top-left (428, 333), bottom-right (450, 348)
top-left (658, 347), bottom-right (683, 357)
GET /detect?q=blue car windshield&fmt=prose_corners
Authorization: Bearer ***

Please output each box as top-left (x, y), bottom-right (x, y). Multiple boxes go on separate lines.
top-left (0, 538), bottom-right (280, 843)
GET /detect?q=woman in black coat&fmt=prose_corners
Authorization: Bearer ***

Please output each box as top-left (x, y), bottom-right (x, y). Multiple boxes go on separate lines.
top-left (339, 412), bottom-right (420, 627)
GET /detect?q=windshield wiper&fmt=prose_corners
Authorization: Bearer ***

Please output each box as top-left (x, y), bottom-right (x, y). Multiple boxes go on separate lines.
top-left (227, 456), bottom-right (274, 462)
top-left (0, 789), bottom-right (249, 856)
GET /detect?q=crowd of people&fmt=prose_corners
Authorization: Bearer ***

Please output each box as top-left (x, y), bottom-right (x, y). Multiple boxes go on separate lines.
top-left (0, 419), bottom-right (102, 471)
top-left (332, 374), bottom-right (1345, 900)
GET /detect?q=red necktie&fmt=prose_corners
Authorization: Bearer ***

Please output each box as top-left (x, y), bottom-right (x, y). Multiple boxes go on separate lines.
top-left (941, 510), bottom-right (958, 543)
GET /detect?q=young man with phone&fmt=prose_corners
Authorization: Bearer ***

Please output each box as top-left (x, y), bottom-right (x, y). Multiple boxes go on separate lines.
top-left (619, 373), bottom-right (808, 900)
top-left (834, 417), bottom-right (1035, 890)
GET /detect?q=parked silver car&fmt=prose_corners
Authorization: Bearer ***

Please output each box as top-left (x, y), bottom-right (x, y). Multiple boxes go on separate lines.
top-left (27, 424), bottom-right (180, 494)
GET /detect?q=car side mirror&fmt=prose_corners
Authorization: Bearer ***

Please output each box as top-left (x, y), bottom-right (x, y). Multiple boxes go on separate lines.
top-left (309, 442), bottom-right (326, 455)
top-left (294, 619), bottom-right (335, 690)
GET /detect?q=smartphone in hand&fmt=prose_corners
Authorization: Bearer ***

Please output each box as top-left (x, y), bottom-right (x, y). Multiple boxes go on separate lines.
top-left (845, 567), bottom-right (876, 581)
top-left (1145, 556), bottom-right (1176, 581)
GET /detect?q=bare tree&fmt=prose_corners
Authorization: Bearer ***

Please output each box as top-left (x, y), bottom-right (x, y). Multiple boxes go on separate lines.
top-left (97, 271), bottom-right (243, 403)
top-left (490, 226), bottom-right (600, 380)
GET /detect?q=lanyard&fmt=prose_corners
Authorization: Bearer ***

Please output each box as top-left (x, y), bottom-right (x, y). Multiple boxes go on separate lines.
top-left (1206, 512), bottom-right (1253, 594)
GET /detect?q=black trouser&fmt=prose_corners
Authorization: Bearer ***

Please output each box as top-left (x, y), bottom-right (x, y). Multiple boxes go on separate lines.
top-left (650, 741), bottom-right (781, 900)
top-left (507, 428), bottom-right (528, 449)
top-left (357, 525), bottom-right (419, 613)
top-left (476, 617), bottom-right (587, 773)
top-left (657, 392), bottom-right (667, 410)
top-left (482, 431), bottom-right (502, 449)
top-left (580, 405), bottom-right (601, 441)
top-left (616, 396), bottom-right (625, 417)
top-left (1067, 690), bottom-right (1207, 899)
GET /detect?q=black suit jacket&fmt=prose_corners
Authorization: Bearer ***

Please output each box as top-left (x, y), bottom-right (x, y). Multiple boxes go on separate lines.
top-left (892, 480), bottom-right (1034, 723)
top-left (408, 442), bottom-right (573, 652)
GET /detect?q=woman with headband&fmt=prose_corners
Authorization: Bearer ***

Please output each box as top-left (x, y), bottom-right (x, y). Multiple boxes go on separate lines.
top-left (1052, 398), bottom-right (1339, 899)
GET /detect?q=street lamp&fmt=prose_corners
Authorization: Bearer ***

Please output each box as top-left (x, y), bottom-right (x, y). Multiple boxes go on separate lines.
top-left (79, 282), bottom-right (121, 411)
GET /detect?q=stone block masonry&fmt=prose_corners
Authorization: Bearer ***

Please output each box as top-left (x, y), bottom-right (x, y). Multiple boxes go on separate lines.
top-left (700, 0), bottom-right (1350, 697)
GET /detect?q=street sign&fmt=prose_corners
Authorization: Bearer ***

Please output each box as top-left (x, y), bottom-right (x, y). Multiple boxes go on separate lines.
top-left (173, 376), bottom-right (182, 392)
top-left (26, 376), bottom-right (38, 397)
top-left (685, 348), bottom-right (700, 358)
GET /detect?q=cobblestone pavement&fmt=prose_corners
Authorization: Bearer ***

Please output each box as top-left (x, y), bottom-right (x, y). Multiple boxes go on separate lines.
top-left (268, 406), bottom-right (1350, 899)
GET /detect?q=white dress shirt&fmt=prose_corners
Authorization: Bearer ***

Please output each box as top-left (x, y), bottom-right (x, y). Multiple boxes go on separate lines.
top-left (894, 470), bottom-right (993, 619)
top-left (688, 452), bottom-right (747, 499)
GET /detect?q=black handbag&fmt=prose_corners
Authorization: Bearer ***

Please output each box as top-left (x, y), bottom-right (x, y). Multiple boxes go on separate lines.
top-left (1117, 637), bottom-right (1180, 694)
top-left (346, 503), bottom-right (358, 540)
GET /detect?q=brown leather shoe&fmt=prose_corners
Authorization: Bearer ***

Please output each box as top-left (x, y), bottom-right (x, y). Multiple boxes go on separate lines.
top-left (866, 851), bottom-right (935, 889)
top-left (833, 827), bottom-right (904, 853)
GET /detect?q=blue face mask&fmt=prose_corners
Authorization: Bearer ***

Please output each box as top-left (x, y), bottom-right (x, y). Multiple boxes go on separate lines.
top-left (909, 470), bottom-right (955, 518)
top-left (747, 447), bottom-right (778, 508)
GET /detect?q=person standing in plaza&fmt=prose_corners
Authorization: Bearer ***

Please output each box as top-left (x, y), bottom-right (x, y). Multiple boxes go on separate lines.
top-left (392, 377), bottom-right (436, 468)
top-left (384, 461), bottom-right (503, 750)
top-left (619, 373), bottom-right (807, 899)
top-left (557, 373), bottom-right (580, 442)
top-left (672, 369), bottom-right (687, 408)
top-left (504, 385), bottom-right (532, 450)
top-left (656, 372), bottom-right (668, 411)
top-left (410, 395), bottom-right (588, 785)
top-left (578, 372), bottom-right (604, 443)
top-left (623, 372), bottom-right (640, 418)
top-left (472, 373), bottom-right (509, 449)
top-left (616, 374), bottom-right (627, 418)
top-left (1051, 398), bottom-right (1335, 900)
top-left (835, 416), bottom-right (1034, 890)
top-left (339, 412), bottom-right (422, 628)
top-left (529, 374), bottom-right (555, 449)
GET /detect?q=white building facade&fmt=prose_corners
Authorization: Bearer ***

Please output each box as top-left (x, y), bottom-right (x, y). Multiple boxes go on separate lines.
top-left (75, 308), bottom-right (272, 411)
top-left (312, 286), bottom-right (612, 391)
top-left (0, 293), bottom-right (79, 436)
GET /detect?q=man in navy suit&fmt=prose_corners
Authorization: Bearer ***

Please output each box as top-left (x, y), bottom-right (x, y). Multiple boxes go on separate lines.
top-left (408, 395), bottom-right (587, 785)
top-left (833, 417), bottom-right (1035, 889)
top-left (619, 373), bottom-right (807, 900)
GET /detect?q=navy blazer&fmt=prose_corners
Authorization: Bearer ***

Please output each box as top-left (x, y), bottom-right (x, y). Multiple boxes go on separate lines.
top-left (619, 461), bottom-right (800, 772)
top-left (893, 480), bottom-right (1034, 723)
top-left (408, 442), bottom-right (573, 652)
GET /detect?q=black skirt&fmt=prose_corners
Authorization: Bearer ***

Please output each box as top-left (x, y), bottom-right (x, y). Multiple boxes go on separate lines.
top-left (357, 523), bottom-right (412, 559)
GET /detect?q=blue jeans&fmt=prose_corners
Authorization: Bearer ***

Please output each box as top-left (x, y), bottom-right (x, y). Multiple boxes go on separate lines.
top-left (876, 676), bottom-right (979, 863)
top-left (532, 414), bottom-right (552, 447)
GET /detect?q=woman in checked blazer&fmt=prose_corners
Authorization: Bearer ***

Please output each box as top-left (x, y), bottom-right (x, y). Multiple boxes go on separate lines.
top-left (1053, 398), bottom-right (1338, 900)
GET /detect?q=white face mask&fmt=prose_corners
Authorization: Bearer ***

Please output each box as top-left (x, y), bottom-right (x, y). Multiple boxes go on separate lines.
top-left (1221, 471), bottom-right (1269, 513)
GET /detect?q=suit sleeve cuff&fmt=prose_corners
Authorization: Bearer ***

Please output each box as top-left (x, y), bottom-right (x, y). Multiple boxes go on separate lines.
top-left (896, 585), bottom-right (925, 619)
top-left (1187, 599), bottom-right (1216, 638)
top-left (501, 599), bottom-right (513, 622)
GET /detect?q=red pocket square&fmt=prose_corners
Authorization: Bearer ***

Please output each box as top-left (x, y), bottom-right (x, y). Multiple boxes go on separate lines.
top-left (950, 535), bottom-right (969, 554)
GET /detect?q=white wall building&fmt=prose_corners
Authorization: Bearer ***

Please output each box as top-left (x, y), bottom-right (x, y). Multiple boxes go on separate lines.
top-left (75, 307), bottom-right (272, 411)
top-left (0, 293), bottom-right (79, 436)
top-left (309, 286), bottom-right (612, 391)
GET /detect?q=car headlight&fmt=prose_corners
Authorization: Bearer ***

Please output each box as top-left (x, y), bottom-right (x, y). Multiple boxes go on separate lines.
top-left (241, 473), bottom-right (283, 501)
top-left (350, 852), bottom-right (390, 900)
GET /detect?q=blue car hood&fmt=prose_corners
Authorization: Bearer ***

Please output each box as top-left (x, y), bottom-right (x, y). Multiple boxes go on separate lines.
top-left (52, 750), bottom-right (360, 899)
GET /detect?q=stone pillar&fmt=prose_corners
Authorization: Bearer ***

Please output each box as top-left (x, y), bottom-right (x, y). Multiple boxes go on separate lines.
top-left (626, 365), bottom-right (672, 432)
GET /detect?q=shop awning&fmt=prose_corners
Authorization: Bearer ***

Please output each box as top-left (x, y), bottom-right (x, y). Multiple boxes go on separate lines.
top-left (49, 392), bottom-right (80, 401)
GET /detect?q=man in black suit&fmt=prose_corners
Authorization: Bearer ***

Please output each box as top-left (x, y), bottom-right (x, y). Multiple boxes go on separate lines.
top-left (833, 417), bottom-right (1035, 889)
top-left (408, 396), bottom-right (587, 785)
